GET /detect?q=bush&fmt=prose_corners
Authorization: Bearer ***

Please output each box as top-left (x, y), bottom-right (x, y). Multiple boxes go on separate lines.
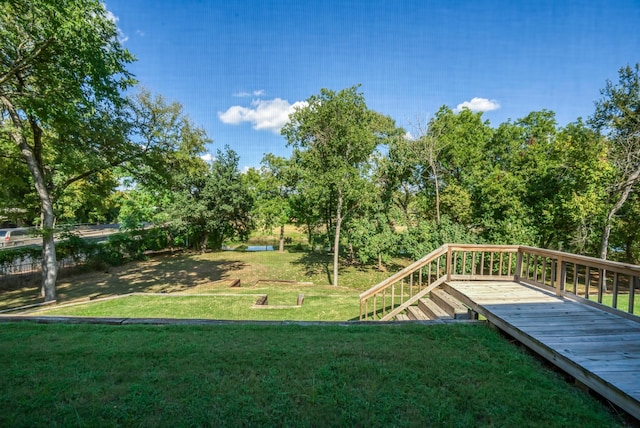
top-left (0, 227), bottom-right (173, 275)
top-left (401, 216), bottom-right (480, 260)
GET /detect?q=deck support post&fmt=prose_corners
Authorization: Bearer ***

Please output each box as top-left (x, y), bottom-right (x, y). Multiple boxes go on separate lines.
top-left (446, 246), bottom-right (452, 282)
top-left (555, 256), bottom-right (563, 296)
top-left (514, 249), bottom-right (523, 282)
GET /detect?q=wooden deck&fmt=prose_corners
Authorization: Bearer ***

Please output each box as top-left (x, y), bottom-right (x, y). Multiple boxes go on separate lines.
top-left (443, 280), bottom-right (640, 420)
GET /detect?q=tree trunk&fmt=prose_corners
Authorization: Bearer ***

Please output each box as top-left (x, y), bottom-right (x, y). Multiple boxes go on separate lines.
top-left (426, 137), bottom-right (441, 226)
top-left (332, 189), bottom-right (343, 286)
top-left (279, 224), bottom-right (285, 252)
top-left (306, 223), bottom-right (313, 250)
top-left (434, 172), bottom-right (441, 225)
top-left (1, 96), bottom-right (58, 301)
top-left (201, 234), bottom-right (209, 253)
top-left (600, 165), bottom-right (640, 259)
top-left (41, 230), bottom-right (57, 300)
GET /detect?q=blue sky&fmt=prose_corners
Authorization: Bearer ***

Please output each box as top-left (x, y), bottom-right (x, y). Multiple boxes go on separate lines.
top-left (106, 0), bottom-right (640, 170)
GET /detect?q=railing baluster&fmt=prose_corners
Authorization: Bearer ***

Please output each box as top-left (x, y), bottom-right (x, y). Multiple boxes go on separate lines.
top-left (490, 252), bottom-right (495, 275)
top-left (598, 268), bottom-right (604, 304)
top-left (419, 268), bottom-right (423, 290)
top-left (631, 276), bottom-right (638, 315)
top-left (585, 268), bottom-right (591, 299)
top-left (382, 289), bottom-right (386, 316)
top-left (462, 252), bottom-right (467, 275)
top-left (612, 272), bottom-right (619, 309)
top-left (410, 273), bottom-right (414, 296)
top-left (510, 252), bottom-right (515, 278)
top-left (391, 283), bottom-right (395, 313)
top-left (373, 294), bottom-right (377, 319)
top-left (480, 252), bottom-right (485, 276)
top-left (428, 263), bottom-right (432, 286)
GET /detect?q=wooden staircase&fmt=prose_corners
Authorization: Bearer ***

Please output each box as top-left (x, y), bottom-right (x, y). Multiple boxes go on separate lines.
top-left (396, 286), bottom-right (474, 321)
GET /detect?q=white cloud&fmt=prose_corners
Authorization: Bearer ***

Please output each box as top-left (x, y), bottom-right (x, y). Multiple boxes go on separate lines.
top-left (404, 131), bottom-right (415, 141)
top-left (455, 97), bottom-right (500, 113)
top-left (103, 5), bottom-right (128, 43)
top-left (135, 29), bottom-right (145, 37)
top-left (200, 153), bottom-right (215, 163)
top-left (105, 9), bottom-right (118, 24)
top-left (233, 89), bottom-right (266, 98)
top-left (219, 98), bottom-right (308, 133)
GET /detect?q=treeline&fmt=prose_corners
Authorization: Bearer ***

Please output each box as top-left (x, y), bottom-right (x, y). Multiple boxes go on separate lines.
top-left (238, 70), bottom-right (640, 285)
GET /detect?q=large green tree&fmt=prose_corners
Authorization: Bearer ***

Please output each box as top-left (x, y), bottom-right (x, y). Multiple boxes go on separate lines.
top-left (170, 146), bottom-right (253, 251)
top-left (282, 86), bottom-right (395, 286)
top-left (117, 90), bottom-right (210, 241)
top-left (246, 154), bottom-right (294, 252)
top-left (590, 64), bottom-right (640, 259)
top-left (0, 0), bottom-right (135, 300)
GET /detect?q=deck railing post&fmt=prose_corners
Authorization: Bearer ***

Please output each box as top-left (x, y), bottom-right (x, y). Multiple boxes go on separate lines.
top-left (555, 256), bottom-right (563, 296)
top-left (446, 246), bottom-right (452, 281)
top-left (515, 249), bottom-right (523, 282)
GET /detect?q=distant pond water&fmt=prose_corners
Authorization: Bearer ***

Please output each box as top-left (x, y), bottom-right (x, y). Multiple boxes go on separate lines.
top-left (224, 245), bottom-right (274, 252)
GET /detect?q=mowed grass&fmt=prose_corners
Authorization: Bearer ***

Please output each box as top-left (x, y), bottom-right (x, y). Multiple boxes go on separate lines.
top-left (38, 288), bottom-right (362, 321)
top-left (0, 322), bottom-right (623, 427)
top-left (2, 248), bottom-right (398, 318)
top-left (591, 292), bottom-right (640, 316)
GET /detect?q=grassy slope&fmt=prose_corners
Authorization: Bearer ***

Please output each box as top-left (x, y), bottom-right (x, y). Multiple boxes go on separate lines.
top-left (1, 249), bottom-right (392, 308)
top-left (0, 322), bottom-right (623, 427)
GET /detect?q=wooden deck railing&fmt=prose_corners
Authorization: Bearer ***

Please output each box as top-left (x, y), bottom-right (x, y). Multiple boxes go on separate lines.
top-left (518, 246), bottom-right (640, 318)
top-left (359, 244), bottom-right (519, 321)
top-left (359, 244), bottom-right (640, 321)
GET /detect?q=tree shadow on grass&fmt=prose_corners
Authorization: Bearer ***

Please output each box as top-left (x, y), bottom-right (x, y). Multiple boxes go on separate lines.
top-left (290, 251), bottom-right (333, 285)
top-left (0, 252), bottom-right (248, 310)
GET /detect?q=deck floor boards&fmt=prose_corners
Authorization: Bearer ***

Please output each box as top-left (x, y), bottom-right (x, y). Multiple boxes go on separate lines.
top-left (444, 280), bottom-right (640, 420)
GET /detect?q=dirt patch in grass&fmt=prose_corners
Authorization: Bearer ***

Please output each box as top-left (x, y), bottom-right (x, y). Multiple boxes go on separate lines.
top-left (0, 252), bottom-right (247, 310)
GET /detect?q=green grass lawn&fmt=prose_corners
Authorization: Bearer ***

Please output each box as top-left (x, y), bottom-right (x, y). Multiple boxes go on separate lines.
top-left (0, 322), bottom-right (623, 427)
top-left (591, 292), bottom-right (640, 316)
top-left (36, 289), bottom-right (362, 321)
top-left (1, 248), bottom-right (400, 313)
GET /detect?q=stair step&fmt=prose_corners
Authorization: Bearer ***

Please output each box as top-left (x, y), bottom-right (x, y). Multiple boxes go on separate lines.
top-left (430, 288), bottom-right (471, 319)
top-left (395, 314), bottom-right (411, 321)
top-left (418, 298), bottom-right (452, 320)
top-left (406, 306), bottom-right (430, 320)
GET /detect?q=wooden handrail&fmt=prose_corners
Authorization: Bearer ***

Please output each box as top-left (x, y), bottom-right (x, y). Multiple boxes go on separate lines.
top-left (359, 244), bottom-right (640, 320)
top-left (358, 245), bottom-right (448, 301)
top-left (519, 246), bottom-right (640, 277)
top-left (517, 246), bottom-right (639, 318)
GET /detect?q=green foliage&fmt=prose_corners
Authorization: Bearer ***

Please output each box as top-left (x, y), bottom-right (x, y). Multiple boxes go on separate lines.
top-left (0, 228), bottom-right (170, 275)
top-left (0, 0), bottom-right (138, 300)
top-left (0, 245), bottom-right (41, 275)
top-left (401, 216), bottom-right (479, 260)
top-left (170, 146), bottom-right (254, 251)
top-left (282, 85), bottom-right (398, 284)
top-left (589, 63), bottom-right (640, 258)
top-left (245, 154), bottom-right (295, 250)
top-left (347, 213), bottom-right (399, 267)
